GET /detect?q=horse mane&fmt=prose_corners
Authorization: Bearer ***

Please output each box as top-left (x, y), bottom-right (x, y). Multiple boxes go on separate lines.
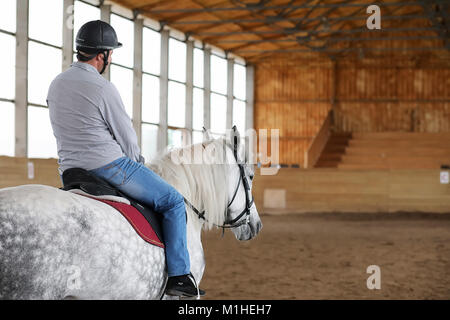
top-left (147, 138), bottom-right (231, 230)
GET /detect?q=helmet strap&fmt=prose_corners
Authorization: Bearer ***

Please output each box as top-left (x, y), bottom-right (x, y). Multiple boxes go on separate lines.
top-left (76, 51), bottom-right (97, 62)
top-left (99, 50), bottom-right (110, 75)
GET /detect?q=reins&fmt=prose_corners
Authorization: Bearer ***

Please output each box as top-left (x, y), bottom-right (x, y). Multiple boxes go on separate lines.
top-left (183, 133), bottom-right (254, 233)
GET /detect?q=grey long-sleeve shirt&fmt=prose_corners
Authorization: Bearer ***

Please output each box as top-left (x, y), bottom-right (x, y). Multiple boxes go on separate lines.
top-left (47, 61), bottom-right (144, 174)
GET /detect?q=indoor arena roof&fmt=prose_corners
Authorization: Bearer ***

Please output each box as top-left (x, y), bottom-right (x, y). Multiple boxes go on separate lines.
top-left (110, 0), bottom-right (450, 62)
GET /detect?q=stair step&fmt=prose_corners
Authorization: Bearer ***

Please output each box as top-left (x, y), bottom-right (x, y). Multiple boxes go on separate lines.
top-left (315, 161), bottom-right (340, 168)
top-left (319, 153), bottom-right (344, 161)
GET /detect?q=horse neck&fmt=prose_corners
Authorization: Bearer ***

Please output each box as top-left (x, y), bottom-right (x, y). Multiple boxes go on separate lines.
top-left (147, 143), bottom-right (230, 230)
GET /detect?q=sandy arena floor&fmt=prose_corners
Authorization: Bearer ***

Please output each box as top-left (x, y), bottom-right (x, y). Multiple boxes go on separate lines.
top-left (200, 213), bottom-right (450, 300)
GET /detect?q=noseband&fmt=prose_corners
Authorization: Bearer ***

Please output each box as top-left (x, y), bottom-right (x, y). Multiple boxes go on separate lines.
top-left (183, 136), bottom-right (254, 230)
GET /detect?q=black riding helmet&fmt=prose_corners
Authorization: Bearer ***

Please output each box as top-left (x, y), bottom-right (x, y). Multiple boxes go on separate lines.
top-left (75, 20), bottom-right (122, 74)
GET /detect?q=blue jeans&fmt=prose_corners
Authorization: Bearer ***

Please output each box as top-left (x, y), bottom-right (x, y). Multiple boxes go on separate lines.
top-left (88, 156), bottom-right (190, 277)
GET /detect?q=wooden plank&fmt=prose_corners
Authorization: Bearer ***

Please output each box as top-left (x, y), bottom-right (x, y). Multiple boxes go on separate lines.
top-left (252, 168), bottom-right (450, 214)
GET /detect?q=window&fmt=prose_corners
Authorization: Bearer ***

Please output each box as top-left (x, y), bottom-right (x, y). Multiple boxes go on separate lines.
top-left (168, 38), bottom-right (186, 83)
top-left (192, 130), bottom-right (203, 144)
top-left (110, 65), bottom-right (133, 118)
top-left (142, 74), bottom-right (160, 124)
top-left (210, 55), bottom-right (227, 95)
top-left (0, 102), bottom-right (14, 156)
top-left (110, 14), bottom-right (134, 68)
top-left (234, 63), bottom-right (246, 101)
top-left (0, 0), bottom-right (16, 33)
top-left (193, 48), bottom-right (204, 88)
top-left (28, 41), bottom-right (62, 106)
top-left (27, 106), bottom-right (57, 158)
top-left (141, 27), bottom-right (162, 158)
top-left (29, 0), bottom-right (63, 47)
top-left (233, 99), bottom-right (246, 134)
top-left (141, 123), bottom-right (158, 162)
top-left (168, 128), bottom-right (183, 149)
top-left (193, 88), bottom-right (204, 131)
top-left (210, 93), bottom-right (227, 134)
top-left (0, 32), bottom-right (15, 100)
top-left (143, 27), bottom-right (161, 75)
top-left (233, 63), bottom-right (247, 133)
top-left (73, 0), bottom-right (100, 49)
top-left (168, 81), bottom-right (186, 128)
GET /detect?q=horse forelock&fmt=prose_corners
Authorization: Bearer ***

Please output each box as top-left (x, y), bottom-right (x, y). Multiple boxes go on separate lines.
top-left (147, 138), bottom-right (232, 230)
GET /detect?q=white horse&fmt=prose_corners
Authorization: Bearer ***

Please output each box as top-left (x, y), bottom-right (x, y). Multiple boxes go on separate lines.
top-left (0, 133), bottom-right (262, 299)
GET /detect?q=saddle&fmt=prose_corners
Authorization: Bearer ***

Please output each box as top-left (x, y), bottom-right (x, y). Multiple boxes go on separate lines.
top-left (61, 168), bottom-right (164, 248)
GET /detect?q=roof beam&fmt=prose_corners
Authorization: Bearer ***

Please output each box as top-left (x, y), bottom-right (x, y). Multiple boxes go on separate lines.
top-left (193, 26), bottom-right (442, 37)
top-left (143, 1), bottom-right (436, 14)
top-left (234, 46), bottom-right (449, 54)
top-left (418, 0), bottom-right (450, 49)
top-left (169, 14), bottom-right (428, 26)
top-left (216, 35), bottom-right (442, 45)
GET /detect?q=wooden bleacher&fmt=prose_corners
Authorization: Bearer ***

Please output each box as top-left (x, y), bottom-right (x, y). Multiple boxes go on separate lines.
top-left (0, 156), bottom-right (61, 189)
top-left (316, 132), bottom-right (450, 169)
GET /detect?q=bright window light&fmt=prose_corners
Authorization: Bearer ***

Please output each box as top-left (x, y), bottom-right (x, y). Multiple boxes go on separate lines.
top-left (193, 88), bottom-right (204, 130)
top-left (27, 106), bottom-right (57, 159)
top-left (0, 0), bottom-right (16, 33)
top-left (143, 27), bottom-right (161, 75)
top-left (110, 65), bottom-right (133, 118)
top-left (110, 14), bottom-right (134, 68)
top-left (168, 128), bottom-right (183, 149)
top-left (193, 48), bottom-right (204, 88)
top-left (28, 41), bottom-right (62, 106)
top-left (0, 102), bottom-right (15, 157)
top-left (73, 0), bottom-right (100, 49)
top-left (234, 63), bottom-right (246, 101)
top-left (141, 123), bottom-right (158, 162)
top-left (168, 38), bottom-right (186, 83)
top-left (210, 93), bottom-right (227, 134)
top-left (192, 130), bottom-right (203, 144)
top-left (233, 99), bottom-right (246, 134)
top-left (0, 33), bottom-right (15, 100)
top-left (211, 55), bottom-right (227, 95)
top-left (142, 73), bottom-right (160, 124)
top-left (168, 81), bottom-right (186, 128)
top-left (29, 0), bottom-right (63, 47)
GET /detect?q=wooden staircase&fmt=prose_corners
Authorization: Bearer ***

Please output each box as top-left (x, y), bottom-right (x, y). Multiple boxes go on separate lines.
top-left (315, 132), bottom-right (352, 168)
top-left (315, 132), bottom-right (450, 169)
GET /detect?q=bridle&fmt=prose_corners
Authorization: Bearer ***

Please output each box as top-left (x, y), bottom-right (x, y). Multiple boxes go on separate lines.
top-left (183, 133), bottom-right (254, 231)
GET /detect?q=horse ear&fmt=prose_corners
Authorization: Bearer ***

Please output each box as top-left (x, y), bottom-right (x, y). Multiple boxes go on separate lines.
top-left (231, 125), bottom-right (241, 152)
top-left (202, 127), bottom-right (213, 141)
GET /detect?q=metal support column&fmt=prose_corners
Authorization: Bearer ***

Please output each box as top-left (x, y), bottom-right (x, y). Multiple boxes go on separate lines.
top-left (185, 40), bottom-right (194, 143)
top-left (226, 57), bottom-right (234, 129)
top-left (133, 18), bottom-right (143, 147)
top-left (100, 4), bottom-right (111, 80)
top-left (63, 0), bottom-right (74, 71)
top-left (158, 29), bottom-right (169, 151)
top-left (203, 48), bottom-right (211, 131)
top-left (245, 64), bottom-right (254, 131)
top-left (15, 0), bottom-right (28, 157)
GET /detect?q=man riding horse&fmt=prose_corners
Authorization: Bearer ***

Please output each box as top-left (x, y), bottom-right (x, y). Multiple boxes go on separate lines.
top-left (47, 20), bottom-right (203, 297)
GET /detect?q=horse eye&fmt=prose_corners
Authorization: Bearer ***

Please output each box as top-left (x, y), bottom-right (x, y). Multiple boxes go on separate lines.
top-left (249, 175), bottom-right (254, 181)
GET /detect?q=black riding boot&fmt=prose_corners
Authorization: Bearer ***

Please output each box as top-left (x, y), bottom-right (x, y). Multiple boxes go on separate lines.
top-left (165, 273), bottom-right (206, 297)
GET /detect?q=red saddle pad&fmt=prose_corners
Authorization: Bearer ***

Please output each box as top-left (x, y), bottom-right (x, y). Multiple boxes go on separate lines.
top-left (91, 197), bottom-right (164, 249)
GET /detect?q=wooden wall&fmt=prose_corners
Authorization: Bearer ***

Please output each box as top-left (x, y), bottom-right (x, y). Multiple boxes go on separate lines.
top-left (0, 156), bottom-right (61, 189)
top-left (254, 59), bottom-right (333, 166)
top-left (254, 57), bottom-right (450, 166)
top-left (253, 168), bottom-right (450, 214)
top-left (335, 62), bottom-right (450, 132)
